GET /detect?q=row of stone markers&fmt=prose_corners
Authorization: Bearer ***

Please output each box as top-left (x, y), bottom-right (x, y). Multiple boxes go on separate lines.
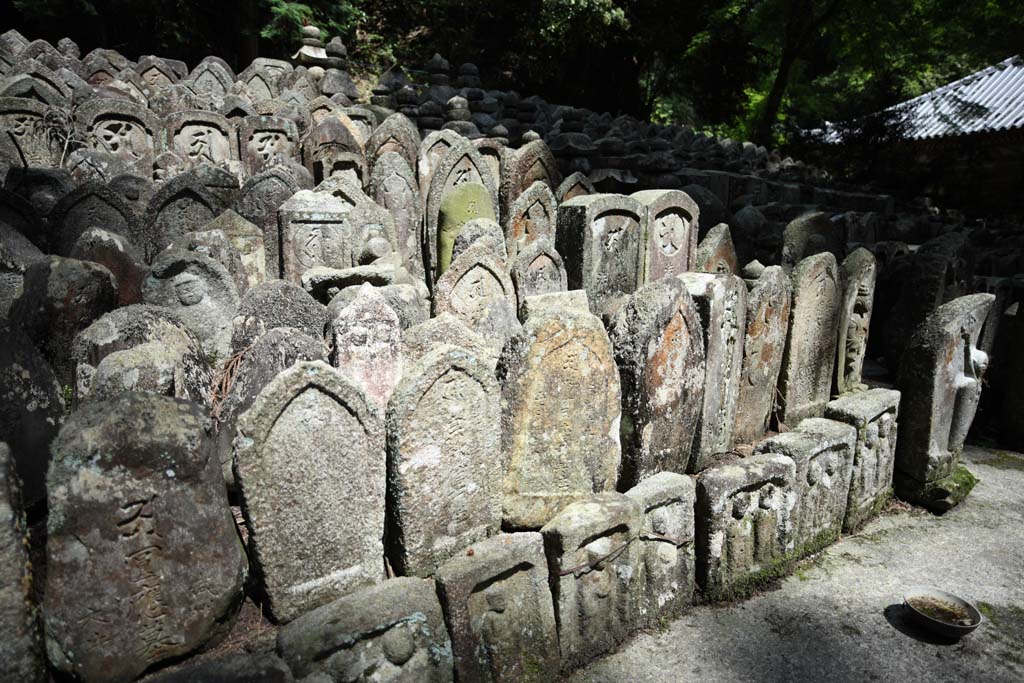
top-left (0, 26), bottom-right (1005, 683)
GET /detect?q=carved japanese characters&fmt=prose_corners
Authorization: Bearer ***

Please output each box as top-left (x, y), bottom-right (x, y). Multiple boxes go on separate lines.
top-left (44, 394), bottom-right (247, 683)
top-left (433, 242), bottom-right (520, 352)
top-left (631, 189), bottom-right (699, 282)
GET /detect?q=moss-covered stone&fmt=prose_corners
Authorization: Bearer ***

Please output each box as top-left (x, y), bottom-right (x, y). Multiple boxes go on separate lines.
top-left (896, 463), bottom-right (978, 513)
top-left (436, 182), bottom-right (496, 277)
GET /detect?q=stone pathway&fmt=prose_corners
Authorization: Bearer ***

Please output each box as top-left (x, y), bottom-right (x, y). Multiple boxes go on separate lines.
top-left (570, 446), bottom-right (1024, 683)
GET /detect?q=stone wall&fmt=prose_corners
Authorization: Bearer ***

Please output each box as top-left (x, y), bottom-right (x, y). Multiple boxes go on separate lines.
top-left (0, 26), bottom-right (1013, 683)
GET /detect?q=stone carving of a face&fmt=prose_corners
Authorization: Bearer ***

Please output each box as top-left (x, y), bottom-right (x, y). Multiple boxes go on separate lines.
top-left (173, 273), bottom-right (205, 306)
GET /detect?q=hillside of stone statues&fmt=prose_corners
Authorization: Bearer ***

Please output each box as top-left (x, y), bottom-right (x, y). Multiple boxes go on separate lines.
top-left (0, 24), bottom-right (1021, 683)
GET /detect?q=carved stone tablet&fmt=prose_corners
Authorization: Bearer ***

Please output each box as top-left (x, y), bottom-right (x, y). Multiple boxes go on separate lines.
top-left (825, 388), bottom-right (901, 532)
top-left (276, 577), bottom-right (453, 682)
top-left (435, 532), bottom-right (558, 683)
top-left (234, 361), bottom-right (385, 622)
top-left (540, 493), bottom-right (643, 673)
top-left (498, 305), bottom-right (621, 529)
top-left (386, 346), bottom-right (500, 576)
top-left (755, 418), bottom-right (857, 555)
top-left (44, 394), bottom-right (247, 683)
top-left (695, 454), bottom-right (797, 601)
top-left (330, 284), bottom-right (403, 410)
top-left (733, 266), bottom-right (791, 444)
top-left (776, 252), bottom-right (841, 427)
top-left (678, 272), bottom-right (746, 472)
top-left (624, 472), bottom-right (696, 628)
top-left (609, 279), bottom-right (705, 488)
top-left (895, 293), bottom-right (993, 511)
top-left (631, 189), bottom-right (699, 282)
top-left (834, 247), bottom-right (877, 395)
top-left (433, 242), bottom-right (520, 353)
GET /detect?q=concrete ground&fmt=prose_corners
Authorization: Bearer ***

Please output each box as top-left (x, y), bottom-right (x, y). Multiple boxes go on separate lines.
top-left (570, 446), bottom-right (1024, 683)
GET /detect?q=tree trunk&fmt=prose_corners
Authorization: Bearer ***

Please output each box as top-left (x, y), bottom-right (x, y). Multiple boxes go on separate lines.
top-left (753, 45), bottom-right (798, 145)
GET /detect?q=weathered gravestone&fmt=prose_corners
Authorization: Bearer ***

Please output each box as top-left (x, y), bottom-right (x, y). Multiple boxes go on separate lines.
top-left (678, 272), bottom-right (746, 472)
top-left (433, 242), bottom-right (520, 352)
top-left (498, 304), bottom-right (621, 529)
top-left (506, 180), bottom-right (557, 260)
top-left (239, 115), bottom-right (300, 176)
top-left (509, 237), bottom-right (567, 316)
top-left (755, 418), bottom-right (856, 556)
top-left (0, 442), bottom-right (44, 683)
top-left (834, 247), bottom-right (877, 395)
top-left (556, 171), bottom-right (596, 203)
top-left (70, 227), bottom-right (147, 307)
top-left (142, 250), bottom-right (240, 360)
top-left (452, 217), bottom-right (507, 262)
top-left (435, 181), bottom-right (498, 280)
top-left (76, 98), bottom-right (160, 176)
top-left (328, 281), bottom-right (428, 330)
top-left (330, 284), bottom-right (403, 410)
top-left (426, 141), bottom-right (499, 278)
top-left (540, 493), bottom-right (643, 673)
top-left (624, 472), bottom-right (696, 629)
top-left (400, 312), bottom-right (496, 370)
top-left (234, 361), bottom-right (384, 622)
top-left (276, 577), bottom-right (453, 683)
top-left (895, 293), bottom-right (993, 511)
top-left (166, 228), bottom-right (248, 295)
top-left (781, 211), bottom-right (843, 270)
top-left (213, 327), bottom-right (325, 488)
top-left (500, 139), bottom-right (561, 222)
top-left (386, 345), bottom-right (501, 576)
top-left (825, 388), bottom-right (901, 532)
top-left (368, 150), bottom-right (423, 278)
top-left (279, 189), bottom-right (397, 284)
top-left (631, 189), bottom-right (699, 282)
top-left (608, 279), bottom-right (705, 489)
top-left (49, 181), bottom-right (142, 258)
top-left (366, 112), bottom-right (420, 173)
top-left (72, 304), bottom-right (213, 407)
top-left (417, 129), bottom-right (462, 194)
top-left (10, 255), bottom-right (118, 386)
top-left (696, 453), bottom-right (797, 601)
top-left (230, 279), bottom-right (327, 352)
top-left (733, 266), bottom-right (791, 444)
top-left (776, 252), bottom-right (841, 427)
top-left (44, 393), bottom-right (247, 683)
top-left (163, 110), bottom-right (238, 169)
top-left (556, 193), bottom-right (645, 318)
top-left (695, 223), bottom-right (740, 276)
top-left (203, 209), bottom-right (267, 290)
top-left (234, 166), bottom-right (302, 279)
top-left (435, 532), bottom-right (559, 683)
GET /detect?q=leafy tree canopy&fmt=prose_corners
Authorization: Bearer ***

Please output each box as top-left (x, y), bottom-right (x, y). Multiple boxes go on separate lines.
top-left (10, 0), bottom-right (1024, 148)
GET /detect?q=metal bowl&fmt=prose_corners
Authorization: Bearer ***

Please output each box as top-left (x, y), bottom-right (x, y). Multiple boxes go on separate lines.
top-left (903, 586), bottom-right (983, 638)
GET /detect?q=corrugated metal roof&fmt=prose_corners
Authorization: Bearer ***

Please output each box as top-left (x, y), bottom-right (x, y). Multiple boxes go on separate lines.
top-left (889, 55), bottom-right (1024, 140)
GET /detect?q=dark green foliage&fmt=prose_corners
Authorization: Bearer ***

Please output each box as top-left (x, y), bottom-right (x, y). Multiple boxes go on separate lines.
top-left (9, 0), bottom-right (1024, 148)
